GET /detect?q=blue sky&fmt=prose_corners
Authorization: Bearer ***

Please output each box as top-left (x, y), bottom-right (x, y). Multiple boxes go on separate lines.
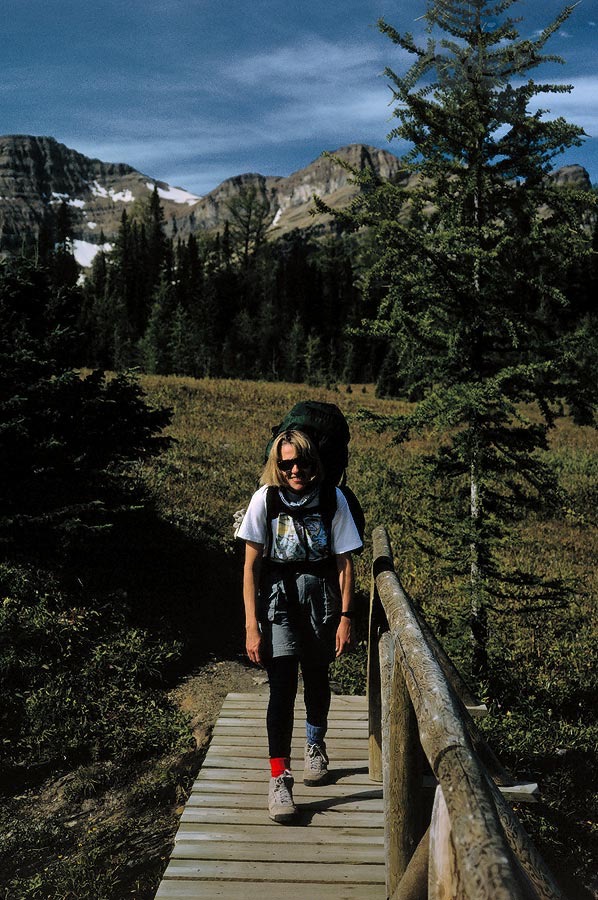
top-left (3, 0), bottom-right (597, 195)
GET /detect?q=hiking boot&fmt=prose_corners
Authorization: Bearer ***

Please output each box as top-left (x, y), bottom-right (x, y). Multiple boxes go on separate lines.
top-left (304, 742), bottom-right (329, 786)
top-left (268, 770), bottom-right (297, 823)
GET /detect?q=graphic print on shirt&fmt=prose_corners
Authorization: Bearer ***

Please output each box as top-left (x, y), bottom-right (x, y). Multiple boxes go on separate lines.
top-left (271, 512), bottom-right (330, 562)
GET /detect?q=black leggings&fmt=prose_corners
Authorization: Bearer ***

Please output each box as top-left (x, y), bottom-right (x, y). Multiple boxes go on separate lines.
top-left (265, 656), bottom-right (331, 759)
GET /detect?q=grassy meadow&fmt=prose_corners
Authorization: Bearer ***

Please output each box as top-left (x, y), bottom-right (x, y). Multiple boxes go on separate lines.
top-left (138, 374), bottom-right (597, 897)
top-left (1, 374), bottom-right (595, 899)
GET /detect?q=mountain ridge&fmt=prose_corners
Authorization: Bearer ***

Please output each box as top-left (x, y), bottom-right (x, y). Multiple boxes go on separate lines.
top-left (0, 136), bottom-right (405, 264)
top-left (0, 134), bottom-right (591, 267)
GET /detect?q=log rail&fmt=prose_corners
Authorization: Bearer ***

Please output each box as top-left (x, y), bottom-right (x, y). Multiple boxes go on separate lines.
top-left (367, 526), bottom-right (564, 900)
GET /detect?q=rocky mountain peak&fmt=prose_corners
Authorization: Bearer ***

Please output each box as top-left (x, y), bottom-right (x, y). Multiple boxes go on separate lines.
top-left (0, 135), bottom-right (592, 268)
top-left (0, 135), bottom-right (201, 260)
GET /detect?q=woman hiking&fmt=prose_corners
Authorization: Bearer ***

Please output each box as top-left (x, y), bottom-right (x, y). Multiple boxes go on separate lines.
top-left (237, 429), bottom-right (362, 823)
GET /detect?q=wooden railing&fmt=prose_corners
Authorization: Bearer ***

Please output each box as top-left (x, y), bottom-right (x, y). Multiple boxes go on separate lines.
top-left (367, 526), bottom-right (564, 900)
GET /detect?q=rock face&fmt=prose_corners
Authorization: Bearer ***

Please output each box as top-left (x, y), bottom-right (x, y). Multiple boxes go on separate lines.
top-left (548, 164), bottom-right (591, 190)
top-left (0, 134), bottom-right (591, 265)
top-left (0, 135), bottom-right (202, 256)
top-left (138, 144), bottom-right (406, 238)
top-left (0, 136), bottom-right (403, 259)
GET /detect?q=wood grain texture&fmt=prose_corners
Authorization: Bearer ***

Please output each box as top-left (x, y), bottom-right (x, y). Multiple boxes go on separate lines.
top-left (367, 580), bottom-right (385, 783)
top-left (380, 630), bottom-right (425, 896)
top-left (157, 691), bottom-right (385, 899)
top-left (371, 526), bottom-right (538, 900)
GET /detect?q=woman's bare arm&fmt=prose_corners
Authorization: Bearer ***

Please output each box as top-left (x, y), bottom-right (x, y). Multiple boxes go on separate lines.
top-left (243, 540), bottom-right (264, 665)
top-left (335, 552), bottom-right (354, 657)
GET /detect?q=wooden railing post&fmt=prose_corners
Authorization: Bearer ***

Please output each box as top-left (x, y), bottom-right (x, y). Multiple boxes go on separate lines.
top-left (380, 631), bottom-right (425, 897)
top-left (370, 525), bottom-right (563, 900)
top-left (367, 577), bottom-right (383, 782)
top-left (371, 526), bottom-right (542, 900)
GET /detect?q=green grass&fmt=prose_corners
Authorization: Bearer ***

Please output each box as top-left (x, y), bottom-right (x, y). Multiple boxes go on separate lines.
top-left (137, 375), bottom-right (597, 896)
top-left (2, 374), bottom-right (595, 898)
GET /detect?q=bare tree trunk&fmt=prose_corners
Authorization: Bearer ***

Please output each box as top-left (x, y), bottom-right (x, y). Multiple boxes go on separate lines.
top-left (470, 451), bottom-right (488, 678)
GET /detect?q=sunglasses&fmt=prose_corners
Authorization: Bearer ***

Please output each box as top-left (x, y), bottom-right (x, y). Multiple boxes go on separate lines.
top-left (277, 457), bottom-right (312, 473)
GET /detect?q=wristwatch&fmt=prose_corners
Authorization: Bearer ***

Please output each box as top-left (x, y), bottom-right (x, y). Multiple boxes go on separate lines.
top-left (341, 610), bottom-right (354, 619)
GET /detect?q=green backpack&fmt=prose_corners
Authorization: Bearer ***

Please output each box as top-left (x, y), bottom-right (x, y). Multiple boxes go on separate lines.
top-left (265, 401), bottom-right (365, 545)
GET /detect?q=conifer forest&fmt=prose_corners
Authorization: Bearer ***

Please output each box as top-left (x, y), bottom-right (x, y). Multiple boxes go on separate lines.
top-left (1, 0), bottom-right (597, 896)
top-left (68, 188), bottom-right (382, 386)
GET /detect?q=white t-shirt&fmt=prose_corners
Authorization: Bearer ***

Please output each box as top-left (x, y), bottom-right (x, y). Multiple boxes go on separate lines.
top-left (237, 484), bottom-right (362, 557)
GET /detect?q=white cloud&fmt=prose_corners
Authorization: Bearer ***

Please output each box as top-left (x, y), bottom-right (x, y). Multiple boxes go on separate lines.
top-left (262, 84), bottom-right (392, 143)
top-left (528, 77), bottom-right (598, 135)
top-left (223, 36), bottom-right (389, 87)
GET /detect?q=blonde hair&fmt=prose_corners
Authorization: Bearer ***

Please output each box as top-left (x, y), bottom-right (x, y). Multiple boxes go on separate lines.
top-left (260, 430), bottom-right (324, 488)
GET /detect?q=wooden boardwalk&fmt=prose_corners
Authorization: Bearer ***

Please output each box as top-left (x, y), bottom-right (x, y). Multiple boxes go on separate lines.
top-left (156, 691), bottom-right (386, 899)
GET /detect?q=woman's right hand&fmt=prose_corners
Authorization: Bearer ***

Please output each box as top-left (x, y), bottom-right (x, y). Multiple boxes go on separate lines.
top-left (243, 541), bottom-right (264, 666)
top-left (246, 624), bottom-right (264, 666)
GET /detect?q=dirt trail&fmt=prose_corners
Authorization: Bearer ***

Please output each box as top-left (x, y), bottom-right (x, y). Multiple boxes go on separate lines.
top-left (171, 656), bottom-right (268, 749)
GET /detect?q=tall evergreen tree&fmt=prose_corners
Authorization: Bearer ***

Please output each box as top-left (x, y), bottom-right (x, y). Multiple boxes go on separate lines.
top-left (143, 186), bottom-right (170, 297)
top-left (282, 315), bottom-right (306, 383)
top-left (226, 184), bottom-right (271, 270)
top-left (138, 277), bottom-right (177, 375)
top-left (0, 256), bottom-right (170, 559)
top-left (321, 0), bottom-right (596, 674)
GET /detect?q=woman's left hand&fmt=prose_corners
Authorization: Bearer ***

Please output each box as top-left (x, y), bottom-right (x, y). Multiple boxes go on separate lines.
top-left (335, 616), bottom-right (352, 657)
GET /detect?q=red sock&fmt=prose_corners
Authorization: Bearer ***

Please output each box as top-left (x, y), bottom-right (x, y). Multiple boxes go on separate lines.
top-left (270, 757), bottom-right (290, 777)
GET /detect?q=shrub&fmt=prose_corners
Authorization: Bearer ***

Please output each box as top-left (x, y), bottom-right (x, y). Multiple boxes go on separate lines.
top-left (0, 256), bottom-right (171, 561)
top-left (0, 575), bottom-right (190, 774)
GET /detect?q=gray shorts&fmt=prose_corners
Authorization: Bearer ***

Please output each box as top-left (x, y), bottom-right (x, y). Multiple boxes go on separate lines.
top-left (258, 568), bottom-right (341, 664)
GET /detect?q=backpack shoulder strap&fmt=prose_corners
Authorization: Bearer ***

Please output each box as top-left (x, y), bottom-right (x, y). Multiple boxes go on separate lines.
top-left (264, 485), bottom-right (279, 557)
top-left (319, 481), bottom-right (338, 544)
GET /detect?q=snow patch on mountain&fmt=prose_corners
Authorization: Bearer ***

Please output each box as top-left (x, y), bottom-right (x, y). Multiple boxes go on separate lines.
top-left (72, 239), bottom-right (113, 268)
top-left (89, 181), bottom-right (134, 203)
top-left (50, 192), bottom-right (86, 209)
top-left (145, 182), bottom-right (201, 205)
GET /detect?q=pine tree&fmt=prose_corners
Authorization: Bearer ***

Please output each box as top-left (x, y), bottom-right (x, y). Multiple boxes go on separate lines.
top-left (170, 302), bottom-right (197, 375)
top-left (138, 278), bottom-right (176, 374)
top-left (226, 184), bottom-right (271, 270)
top-left (304, 331), bottom-right (325, 386)
top-left (324, 0), bottom-right (596, 675)
top-left (283, 315), bottom-right (306, 383)
top-left (144, 186), bottom-right (168, 290)
top-left (0, 256), bottom-right (170, 559)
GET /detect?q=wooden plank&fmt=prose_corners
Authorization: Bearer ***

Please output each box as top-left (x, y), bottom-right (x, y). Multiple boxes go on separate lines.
top-left (160, 859), bottom-right (385, 883)
top-left (212, 726), bottom-right (368, 740)
top-left (156, 881), bottom-right (385, 899)
top-left (214, 716), bottom-right (367, 738)
top-left (499, 782), bottom-right (539, 803)
top-left (466, 703), bottom-right (488, 718)
top-left (195, 767), bottom-right (373, 785)
top-left (201, 744), bottom-right (369, 760)
top-left (175, 823), bottom-right (384, 844)
top-left (157, 692), bottom-right (384, 899)
top-left (201, 756), bottom-right (368, 771)
top-left (170, 840), bottom-right (384, 864)
top-left (184, 793), bottom-right (384, 812)
top-left (224, 692), bottom-right (367, 704)
top-left (206, 734), bottom-right (368, 749)
top-left (219, 707), bottom-right (369, 721)
top-left (180, 807), bottom-right (384, 828)
top-left (190, 781), bottom-right (383, 800)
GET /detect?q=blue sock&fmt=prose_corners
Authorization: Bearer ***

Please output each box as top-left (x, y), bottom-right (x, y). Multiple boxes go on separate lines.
top-left (306, 721), bottom-right (326, 746)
